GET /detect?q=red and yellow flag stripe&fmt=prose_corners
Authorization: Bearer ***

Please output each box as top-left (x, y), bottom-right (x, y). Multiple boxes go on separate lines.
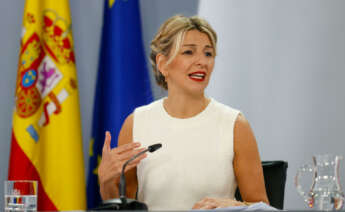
top-left (8, 0), bottom-right (86, 210)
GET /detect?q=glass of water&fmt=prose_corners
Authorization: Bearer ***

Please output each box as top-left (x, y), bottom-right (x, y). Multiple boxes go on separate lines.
top-left (4, 180), bottom-right (37, 212)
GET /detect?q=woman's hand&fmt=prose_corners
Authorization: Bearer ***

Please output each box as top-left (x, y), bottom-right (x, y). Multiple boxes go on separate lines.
top-left (192, 197), bottom-right (246, 210)
top-left (98, 131), bottom-right (147, 199)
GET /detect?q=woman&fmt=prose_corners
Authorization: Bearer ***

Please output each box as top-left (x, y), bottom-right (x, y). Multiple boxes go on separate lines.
top-left (98, 15), bottom-right (269, 210)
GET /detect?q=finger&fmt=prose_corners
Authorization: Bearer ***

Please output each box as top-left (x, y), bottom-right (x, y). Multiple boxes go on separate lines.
top-left (130, 153), bottom-right (147, 164)
top-left (192, 200), bottom-right (204, 209)
top-left (116, 147), bottom-right (147, 161)
top-left (113, 142), bottom-right (142, 154)
top-left (112, 152), bottom-right (147, 173)
top-left (124, 154), bottom-right (147, 172)
top-left (204, 197), bottom-right (214, 202)
top-left (200, 204), bottom-right (216, 210)
top-left (102, 131), bottom-right (112, 153)
top-left (125, 153), bottom-right (147, 167)
top-left (192, 203), bottom-right (201, 209)
top-left (108, 149), bottom-right (146, 175)
top-left (124, 163), bottom-right (140, 172)
top-left (193, 203), bottom-right (212, 210)
top-left (199, 200), bottom-right (217, 210)
top-left (192, 198), bottom-right (215, 209)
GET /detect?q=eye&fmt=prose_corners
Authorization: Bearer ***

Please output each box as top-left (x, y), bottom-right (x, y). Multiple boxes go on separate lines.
top-left (182, 50), bottom-right (193, 55)
top-left (205, 51), bottom-right (213, 57)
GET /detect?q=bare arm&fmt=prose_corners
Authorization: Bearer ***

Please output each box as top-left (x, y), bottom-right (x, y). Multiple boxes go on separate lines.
top-left (192, 113), bottom-right (269, 210)
top-left (233, 113), bottom-right (269, 204)
top-left (98, 114), bottom-right (146, 200)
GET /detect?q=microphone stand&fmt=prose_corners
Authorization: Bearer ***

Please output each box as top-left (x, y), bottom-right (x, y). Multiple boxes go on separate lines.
top-left (94, 143), bottom-right (162, 211)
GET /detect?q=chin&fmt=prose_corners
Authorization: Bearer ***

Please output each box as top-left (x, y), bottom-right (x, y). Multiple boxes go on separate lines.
top-left (185, 85), bottom-right (208, 96)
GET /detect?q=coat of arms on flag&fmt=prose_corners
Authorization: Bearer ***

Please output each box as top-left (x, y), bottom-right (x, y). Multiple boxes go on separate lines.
top-left (9, 1), bottom-right (86, 211)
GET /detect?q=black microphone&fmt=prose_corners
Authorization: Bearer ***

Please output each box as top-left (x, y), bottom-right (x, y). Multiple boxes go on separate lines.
top-left (119, 143), bottom-right (162, 204)
top-left (148, 143), bottom-right (162, 152)
top-left (96, 143), bottom-right (162, 210)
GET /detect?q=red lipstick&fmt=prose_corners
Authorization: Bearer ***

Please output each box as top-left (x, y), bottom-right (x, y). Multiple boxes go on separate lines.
top-left (188, 71), bottom-right (206, 82)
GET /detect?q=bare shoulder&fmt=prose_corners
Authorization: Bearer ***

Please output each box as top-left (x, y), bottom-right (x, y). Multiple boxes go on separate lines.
top-left (234, 113), bottom-right (250, 130)
top-left (118, 113), bottom-right (134, 146)
top-left (233, 113), bottom-right (259, 161)
top-left (234, 113), bottom-right (255, 146)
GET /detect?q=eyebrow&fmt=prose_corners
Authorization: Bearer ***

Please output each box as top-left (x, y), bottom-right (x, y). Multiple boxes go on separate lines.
top-left (182, 44), bottom-right (214, 49)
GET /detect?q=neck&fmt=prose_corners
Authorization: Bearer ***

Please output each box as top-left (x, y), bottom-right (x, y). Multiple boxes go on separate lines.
top-left (163, 92), bottom-right (210, 119)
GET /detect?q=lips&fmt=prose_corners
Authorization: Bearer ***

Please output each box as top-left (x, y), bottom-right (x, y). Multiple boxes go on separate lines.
top-left (188, 71), bottom-right (206, 82)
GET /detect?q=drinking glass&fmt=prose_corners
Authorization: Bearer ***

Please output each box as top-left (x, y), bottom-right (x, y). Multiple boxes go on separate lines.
top-left (4, 180), bottom-right (37, 212)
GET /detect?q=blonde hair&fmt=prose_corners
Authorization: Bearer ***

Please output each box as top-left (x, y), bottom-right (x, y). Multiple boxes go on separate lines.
top-left (150, 15), bottom-right (217, 90)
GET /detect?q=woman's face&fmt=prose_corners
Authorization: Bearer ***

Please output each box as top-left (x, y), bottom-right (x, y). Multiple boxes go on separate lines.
top-left (161, 29), bottom-right (215, 95)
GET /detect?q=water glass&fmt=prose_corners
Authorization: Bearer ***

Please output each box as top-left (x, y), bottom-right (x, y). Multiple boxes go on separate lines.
top-left (4, 180), bottom-right (37, 212)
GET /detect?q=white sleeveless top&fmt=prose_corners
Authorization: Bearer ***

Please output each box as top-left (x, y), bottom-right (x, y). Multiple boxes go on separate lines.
top-left (133, 98), bottom-right (240, 210)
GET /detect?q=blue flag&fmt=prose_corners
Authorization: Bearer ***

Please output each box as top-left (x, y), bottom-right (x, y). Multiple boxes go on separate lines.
top-left (86, 0), bottom-right (153, 208)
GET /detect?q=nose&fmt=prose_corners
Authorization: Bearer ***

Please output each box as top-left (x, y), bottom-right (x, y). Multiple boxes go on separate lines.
top-left (195, 53), bottom-right (209, 68)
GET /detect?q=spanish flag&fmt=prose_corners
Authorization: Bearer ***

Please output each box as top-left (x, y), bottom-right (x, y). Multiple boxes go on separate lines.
top-left (8, 0), bottom-right (86, 210)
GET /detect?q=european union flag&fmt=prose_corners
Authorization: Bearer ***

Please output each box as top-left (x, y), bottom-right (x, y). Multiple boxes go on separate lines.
top-left (87, 0), bottom-right (153, 209)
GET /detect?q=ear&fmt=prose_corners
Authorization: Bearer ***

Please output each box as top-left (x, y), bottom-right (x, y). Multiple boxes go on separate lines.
top-left (156, 53), bottom-right (168, 77)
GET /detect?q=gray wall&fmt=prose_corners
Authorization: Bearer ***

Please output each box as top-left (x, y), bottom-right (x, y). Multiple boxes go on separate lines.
top-left (199, 0), bottom-right (345, 209)
top-left (1, 0), bottom-right (345, 210)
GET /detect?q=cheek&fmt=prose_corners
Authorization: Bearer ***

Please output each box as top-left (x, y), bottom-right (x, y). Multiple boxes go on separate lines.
top-left (168, 59), bottom-right (189, 72)
top-left (208, 61), bottom-right (215, 73)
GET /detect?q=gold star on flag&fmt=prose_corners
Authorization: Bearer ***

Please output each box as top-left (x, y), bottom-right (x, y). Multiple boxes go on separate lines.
top-left (89, 138), bottom-right (94, 156)
top-left (109, 0), bottom-right (116, 8)
top-left (93, 155), bottom-right (101, 175)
